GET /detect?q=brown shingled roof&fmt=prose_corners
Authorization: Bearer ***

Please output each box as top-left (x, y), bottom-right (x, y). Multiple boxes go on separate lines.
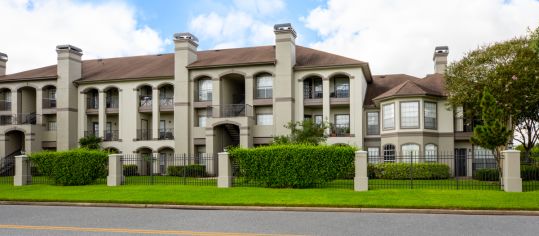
top-left (364, 74), bottom-right (419, 107)
top-left (0, 45), bottom-right (369, 83)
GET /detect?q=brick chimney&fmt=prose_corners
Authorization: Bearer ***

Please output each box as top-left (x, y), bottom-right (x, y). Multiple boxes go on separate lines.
top-left (433, 46), bottom-right (449, 74)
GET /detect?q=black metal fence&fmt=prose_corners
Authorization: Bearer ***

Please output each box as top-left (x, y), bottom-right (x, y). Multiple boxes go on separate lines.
top-left (367, 152), bottom-right (503, 190)
top-left (121, 153), bottom-right (217, 185)
top-left (0, 155), bottom-right (15, 184)
top-left (522, 155), bottom-right (539, 192)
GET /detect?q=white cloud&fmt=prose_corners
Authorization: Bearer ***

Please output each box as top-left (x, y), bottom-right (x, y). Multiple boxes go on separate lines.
top-left (0, 0), bottom-right (167, 74)
top-left (302, 0), bottom-right (539, 77)
top-left (189, 0), bottom-right (282, 49)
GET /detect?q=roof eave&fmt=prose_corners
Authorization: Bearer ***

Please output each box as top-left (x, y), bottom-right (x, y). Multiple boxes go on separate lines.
top-left (372, 93), bottom-right (446, 104)
top-left (0, 75), bottom-right (57, 83)
top-left (187, 61), bottom-right (276, 69)
top-left (74, 76), bottom-right (173, 85)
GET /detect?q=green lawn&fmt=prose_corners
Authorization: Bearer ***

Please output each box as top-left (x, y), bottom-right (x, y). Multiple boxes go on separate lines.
top-left (1, 184), bottom-right (539, 210)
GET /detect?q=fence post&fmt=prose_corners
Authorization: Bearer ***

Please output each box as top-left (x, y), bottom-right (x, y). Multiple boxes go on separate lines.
top-left (107, 154), bottom-right (123, 186)
top-left (502, 150), bottom-right (522, 192)
top-left (14, 155), bottom-right (31, 186)
top-left (217, 152), bottom-right (232, 188)
top-left (354, 151), bottom-right (368, 191)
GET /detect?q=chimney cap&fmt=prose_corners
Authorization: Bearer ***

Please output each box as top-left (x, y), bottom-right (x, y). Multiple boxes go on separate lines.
top-left (434, 46), bottom-right (449, 54)
top-left (56, 44), bottom-right (83, 53)
top-left (274, 23), bottom-right (293, 31)
top-left (173, 32), bottom-right (199, 43)
top-left (0, 52), bottom-right (7, 61)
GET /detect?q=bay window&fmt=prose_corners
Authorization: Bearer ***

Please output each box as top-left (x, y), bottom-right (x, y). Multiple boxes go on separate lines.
top-left (400, 101), bottom-right (419, 128)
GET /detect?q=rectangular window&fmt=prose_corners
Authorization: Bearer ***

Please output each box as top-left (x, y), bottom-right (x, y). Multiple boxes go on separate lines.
top-left (314, 115), bottom-right (323, 125)
top-left (333, 77), bottom-right (350, 98)
top-left (47, 121), bottom-right (57, 131)
top-left (334, 114), bottom-right (350, 136)
top-left (367, 112), bottom-right (380, 135)
top-left (383, 103), bottom-right (395, 130)
top-left (424, 102), bottom-right (437, 129)
top-left (256, 75), bottom-right (273, 99)
top-left (367, 147), bottom-right (380, 164)
top-left (198, 115), bottom-right (207, 128)
top-left (400, 101), bottom-right (419, 128)
top-left (256, 114), bottom-right (273, 125)
top-left (198, 79), bottom-right (212, 101)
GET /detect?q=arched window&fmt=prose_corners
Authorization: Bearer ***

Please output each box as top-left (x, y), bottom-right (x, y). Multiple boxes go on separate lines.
top-left (425, 144), bottom-right (438, 162)
top-left (383, 144), bottom-right (395, 163)
top-left (401, 143), bottom-right (420, 163)
top-left (198, 78), bottom-right (212, 101)
top-left (255, 73), bottom-right (272, 99)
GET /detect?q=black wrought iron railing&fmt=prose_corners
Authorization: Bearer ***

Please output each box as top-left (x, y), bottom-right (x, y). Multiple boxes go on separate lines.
top-left (160, 97), bottom-right (174, 109)
top-left (158, 129), bottom-right (174, 140)
top-left (0, 100), bottom-right (11, 111)
top-left (42, 98), bottom-right (56, 109)
top-left (330, 89), bottom-right (350, 98)
top-left (0, 113), bottom-right (39, 126)
top-left (106, 97), bottom-right (119, 109)
top-left (86, 97), bottom-right (98, 110)
top-left (139, 96), bottom-right (152, 109)
top-left (303, 86), bottom-right (323, 99)
top-left (84, 130), bottom-right (98, 137)
top-left (137, 129), bottom-right (152, 140)
top-left (210, 104), bottom-right (253, 118)
top-left (104, 130), bottom-right (119, 141)
top-left (331, 124), bottom-right (350, 137)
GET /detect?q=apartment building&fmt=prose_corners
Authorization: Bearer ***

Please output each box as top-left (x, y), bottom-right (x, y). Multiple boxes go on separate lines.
top-left (0, 23), bottom-right (477, 169)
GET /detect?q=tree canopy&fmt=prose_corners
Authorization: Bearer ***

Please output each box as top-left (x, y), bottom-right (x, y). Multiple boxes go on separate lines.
top-left (273, 119), bottom-right (328, 145)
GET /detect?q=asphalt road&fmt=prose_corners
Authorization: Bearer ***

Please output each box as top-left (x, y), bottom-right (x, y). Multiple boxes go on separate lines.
top-left (0, 205), bottom-right (538, 236)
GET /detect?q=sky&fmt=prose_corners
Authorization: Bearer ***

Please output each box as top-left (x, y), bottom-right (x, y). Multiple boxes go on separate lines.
top-left (1, 0), bottom-right (539, 77)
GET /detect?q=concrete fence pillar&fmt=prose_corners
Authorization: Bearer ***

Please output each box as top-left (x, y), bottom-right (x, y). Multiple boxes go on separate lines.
top-left (354, 150), bottom-right (368, 191)
top-left (107, 154), bottom-right (123, 186)
top-left (502, 150), bottom-right (522, 192)
top-left (14, 155), bottom-right (31, 186)
top-left (217, 152), bottom-right (232, 188)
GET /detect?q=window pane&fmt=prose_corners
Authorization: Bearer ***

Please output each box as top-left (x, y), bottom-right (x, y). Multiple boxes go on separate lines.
top-left (335, 114), bottom-right (349, 126)
top-left (383, 144), bottom-right (395, 162)
top-left (314, 115), bottom-right (323, 125)
top-left (368, 147), bottom-right (380, 164)
top-left (425, 144), bottom-right (438, 162)
top-left (257, 114), bottom-right (273, 125)
top-left (198, 116), bottom-right (207, 127)
top-left (400, 102), bottom-right (419, 128)
top-left (256, 75), bottom-right (273, 99)
top-left (401, 144), bottom-right (420, 163)
top-left (383, 104), bottom-right (395, 129)
top-left (198, 79), bottom-right (212, 101)
top-left (424, 102), bottom-right (437, 129)
top-left (367, 112), bottom-right (379, 135)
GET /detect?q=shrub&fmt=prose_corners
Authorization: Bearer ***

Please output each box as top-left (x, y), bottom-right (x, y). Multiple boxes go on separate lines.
top-left (229, 144), bottom-right (356, 188)
top-left (473, 168), bottom-right (500, 181)
top-left (30, 149), bottom-right (108, 186)
top-left (78, 135), bottom-right (103, 149)
top-left (123, 165), bottom-right (139, 176)
top-left (367, 164), bottom-right (377, 179)
top-left (521, 165), bottom-right (539, 181)
top-left (167, 165), bottom-right (207, 177)
top-left (373, 163), bottom-right (450, 180)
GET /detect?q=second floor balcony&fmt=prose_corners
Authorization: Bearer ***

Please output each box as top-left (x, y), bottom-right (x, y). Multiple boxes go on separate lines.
top-left (103, 130), bottom-right (120, 141)
top-left (210, 104), bottom-right (253, 118)
top-left (0, 113), bottom-right (39, 126)
top-left (136, 129), bottom-right (152, 141)
top-left (0, 100), bottom-right (11, 112)
top-left (160, 97), bottom-right (173, 111)
top-left (158, 128), bottom-right (174, 140)
top-left (330, 124), bottom-right (351, 137)
top-left (139, 95), bottom-right (152, 112)
top-left (42, 98), bottom-right (56, 113)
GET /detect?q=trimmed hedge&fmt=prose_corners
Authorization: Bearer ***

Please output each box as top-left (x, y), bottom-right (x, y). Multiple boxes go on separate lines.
top-left (30, 149), bottom-right (108, 186)
top-left (167, 165), bottom-right (207, 177)
top-left (371, 163), bottom-right (450, 180)
top-left (521, 165), bottom-right (539, 181)
top-left (473, 168), bottom-right (500, 181)
top-left (123, 165), bottom-right (139, 176)
top-left (229, 144), bottom-right (356, 188)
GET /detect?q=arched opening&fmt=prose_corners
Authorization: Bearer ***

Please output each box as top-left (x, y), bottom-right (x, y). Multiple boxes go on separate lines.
top-left (218, 73), bottom-right (246, 117)
top-left (17, 86), bottom-right (37, 124)
top-left (213, 123), bottom-right (240, 153)
top-left (84, 88), bottom-right (99, 137)
top-left (135, 147), bottom-right (153, 176)
top-left (330, 75), bottom-right (350, 98)
top-left (0, 88), bottom-right (12, 112)
top-left (42, 85), bottom-right (56, 109)
top-left (137, 85), bottom-right (153, 140)
top-left (158, 84), bottom-right (174, 139)
top-left (103, 87), bottom-right (119, 141)
top-left (5, 130), bottom-right (25, 155)
top-left (303, 76), bottom-right (323, 99)
top-left (157, 147), bottom-right (174, 175)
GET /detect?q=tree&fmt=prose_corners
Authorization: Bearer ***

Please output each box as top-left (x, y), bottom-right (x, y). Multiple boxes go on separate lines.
top-left (471, 89), bottom-right (512, 179)
top-left (79, 135), bottom-right (103, 150)
top-left (273, 119), bottom-right (329, 145)
top-left (445, 27), bottom-right (539, 156)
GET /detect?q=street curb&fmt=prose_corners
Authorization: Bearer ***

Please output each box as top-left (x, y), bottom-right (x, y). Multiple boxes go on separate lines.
top-left (1, 201), bottom-right (539, 216)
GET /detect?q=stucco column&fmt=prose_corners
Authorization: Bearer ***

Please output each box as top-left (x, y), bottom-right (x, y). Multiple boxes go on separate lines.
top-left (212, 78), bottom-right (221, 115)
top-left (239, 126), bottom-right (253, 148)
top-left (35, 88), bottom-right (43, 125)
top-left (245, 75), bottom-right (254, 105)
top-left (14, 155), bottom-right (31, 186)
top-left (205, 127), bottom-right (215, 156)
top-left (354, 151), bottom-right (368, 191)
top-left (107, 154), bottom-right (123, 186)
top-left (502, 150), bottom-right (522, 192)
top-left (11, 90), bottom-right (19, 117)
top-left (98, 90), bottom-right (106, 138)
top-left (79, 92), bottom-right (87, 140)
top-left (322, 78), bottom-right (330, 133)
top-left (217, 152), bottom-right (232, 188)
top-left (117, 89), bottom-right (123, 140)
top-left (296, 79), bottom-right (304, 121)
top-left (152, 87), bottom-right (160, 140)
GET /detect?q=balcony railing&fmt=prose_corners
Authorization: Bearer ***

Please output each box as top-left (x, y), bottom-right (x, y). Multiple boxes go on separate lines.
top-left (210, 104), bottom-right (253, 118)
top-left (87, 97), bottom-right (98, 110)
top-left (0, 100), bottom-right (11, 111)
top-left (137, 129), bottom-right (152, 141)
top-left (42, 98), bottom-right (56, 109)
top-left (0, 113), bottom-right (39, 126)
top-left (103, 130), bottom-right (119, 141)
top-left (139, 96), bottom-right (152, 109)
top-left (304, 86), bottom-right (323, 99)
top-left (84, 130), bottom-right (98, 137)
top-left (106, 97), bottom-right (119, 109)
top-left (158, 128), bottom-right (174, 140)
top-left (256, 88), bottom-right (272, 99)
top-left (160, 97), bottom-right (174, 109)
top-left (330, 90), bottom-right (350, 98)
top-left (331, 124), bottom-right (350, 137)
top-left (454, 117), bottom-right (481, 132)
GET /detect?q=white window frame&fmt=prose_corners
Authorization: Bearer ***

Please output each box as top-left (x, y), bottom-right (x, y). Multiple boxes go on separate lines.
top-left (425, 144), bottom-right (438, 162)
top-left (198, 79), bottom-right (212, 101)
top-left (255, 74), bottom-right (273, 99)
top-left (367, 111), bottom-right (380, 135)
top-left (400, 101), bottom-right (420, 129)
top-left (256, 114), bottom-right (273, 125)
top-left (424, 102), bottom-right (437, 129)
top-left (401, 143), bottom-right (420, 163)
top-left (382, 103), bottom-right (395, 130)
top-left (367, 147), bottom-right (381, 164)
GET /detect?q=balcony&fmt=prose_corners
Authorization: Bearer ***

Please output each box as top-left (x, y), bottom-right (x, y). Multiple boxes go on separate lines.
top-left (159, 97), bottom-right (173, 111)
top-left (106, 97), bottom-right (119, 113)
top-left (103, 130), bottom-right (119, 141)
top-left (136, 129), bottom-right (152, 141)
top-left (331, 124), bottom-right (351, 137)
top-left (84, 130), bottom-right (98, 137)
top-left (0, 113), bottom-right (39, 126)
top-left (158, 128), bottom-right (174, 140)
top-left (454, 117), bottom-right (481, 140)
top-left (0, 100), bottom-right (11, 113)
top-left (139, 95), bottom-right (152, 112)
top-left (42, 98), bottom-right (56, 114)
top-left (210, 104), bottom-right (253, 118)
top-left (303, 86), bottom-right (323, 106)
top-left (330, 89), bottom-right (350, 105)
top-left (86, 97), bottom-right (98, 114)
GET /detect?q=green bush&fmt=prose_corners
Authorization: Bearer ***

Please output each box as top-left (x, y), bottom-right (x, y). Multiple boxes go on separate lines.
top-left (473, 168), bottom-right (500, 181)
top-left (372, 163), bottom-right (450, 180)
top-left (229, 144), bottom-right (356, 188)
top-left (521, 165), bottom-right (539, 181)
top-left (367, 164), bottom-right (377, 179)
top-left (167, 165), bottom-right (207, 177)
top-left (123, 165), bottom-right (139, 176)
top-left (30, 149), bottom-right (108, 186)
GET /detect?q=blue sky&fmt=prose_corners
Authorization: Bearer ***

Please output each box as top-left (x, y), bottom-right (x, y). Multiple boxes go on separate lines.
top-left (1, 0), bottom-right (539, 76)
